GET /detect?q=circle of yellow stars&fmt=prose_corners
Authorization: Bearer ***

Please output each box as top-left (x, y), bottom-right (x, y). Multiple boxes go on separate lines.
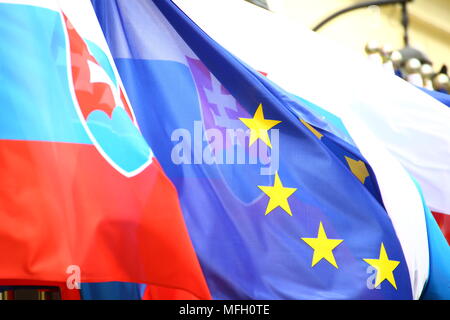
top-left (238, 103), bottom-right (402, 290)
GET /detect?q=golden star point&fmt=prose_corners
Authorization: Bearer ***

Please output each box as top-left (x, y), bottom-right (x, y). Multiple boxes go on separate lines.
top-left (239, 103), bottom-right (281, 148)
top-left (301, 222), bottom-right (343, 268)
top-left (300, 119), bottom-right (323, 139)
top-left (258, 172), bottom-right (297, 216)
top-left (345, 156), bottom-right (369, 184)
top-left (363, 243), bottom-right (400, 289)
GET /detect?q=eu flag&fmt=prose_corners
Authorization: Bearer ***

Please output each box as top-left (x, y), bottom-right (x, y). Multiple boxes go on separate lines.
top-left (92, 0), bottom-right (413, 299)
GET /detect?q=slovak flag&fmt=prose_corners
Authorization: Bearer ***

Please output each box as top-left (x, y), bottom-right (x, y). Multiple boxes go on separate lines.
top-left (0, 0), bottom-right (210, 299)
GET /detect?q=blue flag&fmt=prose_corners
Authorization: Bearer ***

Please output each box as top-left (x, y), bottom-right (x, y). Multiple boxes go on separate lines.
top-left (92, 0), bottom-right (413, 299)
top-left (420, 87), bottom-right (450, 108)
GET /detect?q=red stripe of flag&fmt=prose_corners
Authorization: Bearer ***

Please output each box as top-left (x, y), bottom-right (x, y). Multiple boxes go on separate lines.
top-left (0, 140), bottom-right (211, 299)
top-left (432, 211), bottom-right (450, 245)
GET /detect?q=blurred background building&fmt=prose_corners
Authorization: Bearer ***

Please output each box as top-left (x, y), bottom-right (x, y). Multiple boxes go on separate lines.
top-left (246, 0), bottom-right (449, 70)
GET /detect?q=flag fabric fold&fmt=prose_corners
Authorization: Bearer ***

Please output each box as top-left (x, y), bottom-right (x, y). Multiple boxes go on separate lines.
top-left (0, 0), bottom-right (210, 300)
top-left (93, 0), bottom-right (417, 299)
top-left (171, 0), bottom-right (449, 299)
top-left (173, 0), bottom-right (450, 231)
top-left (1, 0), bottom-right (447, 300)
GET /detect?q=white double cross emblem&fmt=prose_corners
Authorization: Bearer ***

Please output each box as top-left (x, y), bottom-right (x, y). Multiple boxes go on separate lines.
top-left (205, 76), bottom-right (244, 131)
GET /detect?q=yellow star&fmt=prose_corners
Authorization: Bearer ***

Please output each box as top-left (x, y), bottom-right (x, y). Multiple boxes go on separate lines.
top-left (301, 222), bottom-right (343, 268)
top-left (300, 119), bottom-right (323, 139)
top-left (345, 156), bottom-right (369, 184)
top-left (239, 103), bottom-right (281, 148)
top-left (258, 172), bottom-right (297, 216)
top-left (363, 243), bottom-right (400, 289)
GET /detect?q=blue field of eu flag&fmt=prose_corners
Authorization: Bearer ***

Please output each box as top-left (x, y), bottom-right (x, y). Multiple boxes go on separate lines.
top-left (91, 0), bottom-right (413, 299)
